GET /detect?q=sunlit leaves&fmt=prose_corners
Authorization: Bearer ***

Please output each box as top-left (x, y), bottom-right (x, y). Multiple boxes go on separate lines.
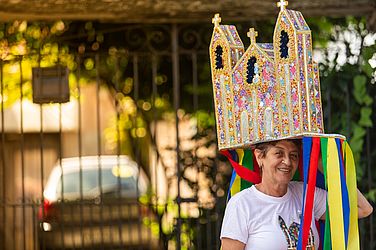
top-left (51, 21), bottom-right (65, 34)
top-left (194, 110), bottom-right (215, 130)
top-left (353, 75), bottom-right (367, 104)
top-left (84, 58), bottom-right (94, 70)
top-left (142, 101), bottom-right (151, 111)
top-left (0, 39), bottom-right (9, 59)
top-left (123, 77), bottom-right (133, 94)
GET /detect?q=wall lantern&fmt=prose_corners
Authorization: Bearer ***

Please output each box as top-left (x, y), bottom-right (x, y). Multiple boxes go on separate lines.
top-left (32, 65), bottom-right (70, 104)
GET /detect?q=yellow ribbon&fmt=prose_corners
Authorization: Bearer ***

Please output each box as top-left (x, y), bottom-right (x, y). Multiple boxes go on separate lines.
top-left (231, 175), bottom-right (241, 196)
top-left (326, 138), bottom-right (345, 250)
top-left (236, 149), bottom-right (244, 165)
top-left (344, 141), bottom-right (360, 250)
top-left (230, 149), bottom-right (245, 196)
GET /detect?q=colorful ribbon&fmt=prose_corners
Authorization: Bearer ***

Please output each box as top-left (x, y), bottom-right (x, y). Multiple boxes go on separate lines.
top-left (221, 149), bottom-right (261, 186)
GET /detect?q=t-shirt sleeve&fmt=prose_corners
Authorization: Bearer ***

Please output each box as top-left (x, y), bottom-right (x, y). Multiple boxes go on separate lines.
top-left (314, 186), bottom-right (327, 220)
top-left (220, 196), bottom-right (249, 244)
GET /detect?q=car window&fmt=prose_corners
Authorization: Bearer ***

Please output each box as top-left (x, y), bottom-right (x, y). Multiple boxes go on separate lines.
top-left (56, 166), bottom-right (138, 199)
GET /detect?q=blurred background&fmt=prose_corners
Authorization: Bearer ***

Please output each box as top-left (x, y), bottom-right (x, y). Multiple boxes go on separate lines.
top-left (0, 0), bottom-right (375, 249)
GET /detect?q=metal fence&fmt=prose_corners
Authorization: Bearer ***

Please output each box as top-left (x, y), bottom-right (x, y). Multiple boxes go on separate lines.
top-left (0, 22), bottom-right (374, 250)
top-left (0, 23), bottom-right (227, 250)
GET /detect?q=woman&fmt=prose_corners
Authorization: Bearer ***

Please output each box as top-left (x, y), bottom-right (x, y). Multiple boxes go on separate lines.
top-left (220, 139), bottom-right (373, 250)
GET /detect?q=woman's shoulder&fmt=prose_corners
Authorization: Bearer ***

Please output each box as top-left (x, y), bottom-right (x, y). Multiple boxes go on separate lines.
top-left (288, 181), bottom-right (327, 197)
top-left (226, 186), bottom-right (259, 216)
top-left (227, 186), bottom-right (256, 205)
top-left (288, 181), bottom-right (304, 197)
top-left (289, 181), bottom-right (303, 189)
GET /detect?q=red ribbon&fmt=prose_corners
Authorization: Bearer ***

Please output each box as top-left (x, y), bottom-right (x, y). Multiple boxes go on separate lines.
top-left (221, 150), bottom-right (261, 184)
top-left (301, 137), bottom-right (320, 249)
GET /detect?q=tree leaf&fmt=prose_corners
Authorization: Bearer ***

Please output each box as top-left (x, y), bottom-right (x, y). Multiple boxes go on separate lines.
top-left (361, 46), bottom-right (376, 61)
top-left (359, 107), bottom-right (373, 127)
top-left (363, 95), bottom-right (373, 106)
top-left (351, 123), bottom-right (366, 140)
top-left (349, 136), bottom-right (364, 155)
top-left (362, 62), bottom-right (374, 78)
top-left (352, 75), bottom-right (366, 104)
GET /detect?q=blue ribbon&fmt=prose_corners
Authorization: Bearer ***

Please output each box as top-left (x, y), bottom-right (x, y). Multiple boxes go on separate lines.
top-left (227, 169), bottom-right (237, 200)
top-left (336, 139), bottom-right (350, 247)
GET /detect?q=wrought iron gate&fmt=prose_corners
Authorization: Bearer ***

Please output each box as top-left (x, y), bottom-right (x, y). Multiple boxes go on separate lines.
top-left (0, 23), bottom-right (228, 250)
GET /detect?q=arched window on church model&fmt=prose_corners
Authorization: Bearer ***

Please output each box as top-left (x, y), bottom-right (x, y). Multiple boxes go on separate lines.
top-left (215, 45), bottom-right (224, 69)
top-left (246, 56), bottom-right (257, 84)
top-left (279, 30), bottom-right (289, 59)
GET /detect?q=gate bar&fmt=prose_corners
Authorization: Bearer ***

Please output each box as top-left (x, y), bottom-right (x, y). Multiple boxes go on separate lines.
top-left (172, 24), bottom-right (182, 250)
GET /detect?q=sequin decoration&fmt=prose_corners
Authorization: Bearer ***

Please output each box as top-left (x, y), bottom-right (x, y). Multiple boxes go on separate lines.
top-left (289, 29), bottom-right (301, 134)
top-left (297, 33), bottom-right (309, 131)
top-left (313, 63), bottom-right (324, 132)
top-left (265, 60), bottom-right (280, 137)
top-left (213, 78), bottom-right (225, 146)
top-left (291, 77), bottom-right (301, 133)
top-left (234, 59), bottom-right (250, 144)
top-left (241, 111), bottom-right (250, 143)
top-left (213, 31), bottom-right (221, 41)
top-left (257, 81), bottom-right (265, 140)
top-left (305, 34), bottom-right (315, 132)
top-left (281, 13), bottom-right (290, 26)
top-left (279, 64), bottom-right (290, 136)
top-left (258, 43), bottom-right (274, 50)
top-left (220, 25), bottom-right (234, 44)
top-left (287, 9), bottom-right (301, 30)
top-left (228, 25), bottom-right (244, 46)
top-left (296, 12), bottom-right (310, 31)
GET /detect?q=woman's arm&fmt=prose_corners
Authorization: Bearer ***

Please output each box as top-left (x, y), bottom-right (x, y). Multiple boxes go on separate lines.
top-left (222, 238), bottom-right (246, 250)
top-left (357, 189), bottom-right (373, 218)
top-left (319, 188), bottom-right (373, 220)
top-left (317, 156), bottom-right (373, 219)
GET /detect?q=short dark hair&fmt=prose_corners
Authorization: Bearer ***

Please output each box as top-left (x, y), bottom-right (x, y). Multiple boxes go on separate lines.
top-left (254, 139), bottom-right (301, 158)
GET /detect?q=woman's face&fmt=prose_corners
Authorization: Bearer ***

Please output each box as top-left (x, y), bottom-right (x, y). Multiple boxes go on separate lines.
top-left (255, 140), bottom-right (299, 185)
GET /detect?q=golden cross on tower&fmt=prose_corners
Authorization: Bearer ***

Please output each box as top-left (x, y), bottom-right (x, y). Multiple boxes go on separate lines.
top-left (277, 0), bottom-right (288, 11)
top-left (247, 28), bottom-right (258, 44)
top-left (212, 13), bottom-right (221, 27)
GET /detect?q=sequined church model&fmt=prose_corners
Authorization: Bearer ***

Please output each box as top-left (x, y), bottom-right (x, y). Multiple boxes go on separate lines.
top-left (210, 0), bottom-right (327, 150)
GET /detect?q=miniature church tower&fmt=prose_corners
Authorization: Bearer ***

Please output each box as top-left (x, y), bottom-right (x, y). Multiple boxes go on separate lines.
top-left (210, 0), bottom-right (324, 150)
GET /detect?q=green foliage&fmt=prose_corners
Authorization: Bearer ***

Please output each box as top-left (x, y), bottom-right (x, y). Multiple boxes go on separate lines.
top-left (353, 75), bottom-right (367, 104)
top-left (359, 107), bottom-right (373, 127)
top-left (194, 110), bottom-right (216, 131)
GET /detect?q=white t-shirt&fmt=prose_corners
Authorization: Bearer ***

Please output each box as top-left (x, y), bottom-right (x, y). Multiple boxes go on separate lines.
top-left (220, 181), bottom-right (326, 250)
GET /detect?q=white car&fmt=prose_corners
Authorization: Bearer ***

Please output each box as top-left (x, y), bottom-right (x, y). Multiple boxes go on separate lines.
top-left (38, 155), bottom-right (160, 250)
